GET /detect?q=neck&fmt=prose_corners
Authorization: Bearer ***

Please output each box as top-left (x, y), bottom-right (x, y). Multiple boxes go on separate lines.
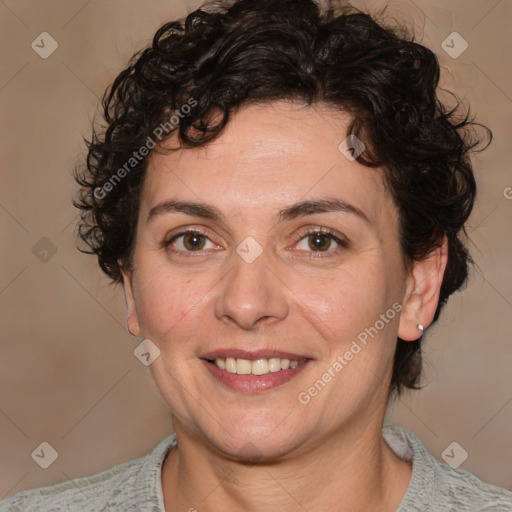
top-left (161, 420), bottom-right (412, 512)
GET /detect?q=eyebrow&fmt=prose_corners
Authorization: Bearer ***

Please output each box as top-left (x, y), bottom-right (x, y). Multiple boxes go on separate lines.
top-left (146, 198), bottom-right (370, 225)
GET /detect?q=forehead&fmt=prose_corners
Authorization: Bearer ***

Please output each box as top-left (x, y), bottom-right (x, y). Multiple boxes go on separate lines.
top-left (141, 101), bottom-right (395, 226)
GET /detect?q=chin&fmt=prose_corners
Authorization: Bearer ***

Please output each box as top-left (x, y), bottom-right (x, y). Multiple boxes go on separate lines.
top-left (200, 417), bottom-right (306, 462)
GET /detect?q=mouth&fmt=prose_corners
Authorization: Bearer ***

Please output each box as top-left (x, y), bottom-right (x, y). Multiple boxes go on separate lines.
top-left (204, 356), bottom-right (309, 375)
top-left (200, 349), bottom-right (313, 393)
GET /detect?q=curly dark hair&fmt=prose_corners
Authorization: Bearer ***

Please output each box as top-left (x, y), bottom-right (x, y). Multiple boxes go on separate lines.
top-left (74, 0), bottom-right (491, 399)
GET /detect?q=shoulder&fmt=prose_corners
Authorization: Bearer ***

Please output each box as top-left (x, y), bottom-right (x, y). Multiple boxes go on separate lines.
top-left (0, 434), bottom-right (177, 512)
top-left (0, 458), bottom-right (141, 512)
top-left (433, 461), bottom-right (512, 511)
top-left (383, 425), bottom-right (512, 512)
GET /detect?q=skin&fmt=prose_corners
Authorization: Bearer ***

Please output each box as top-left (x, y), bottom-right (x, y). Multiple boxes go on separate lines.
top-left (121, 100), bottom-right (448, 511)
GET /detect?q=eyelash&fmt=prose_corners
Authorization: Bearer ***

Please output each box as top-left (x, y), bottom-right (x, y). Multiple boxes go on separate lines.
top-left (291, 228), bottom-right (348, 257)
top-left (164, 227), bottom-right (348, 258)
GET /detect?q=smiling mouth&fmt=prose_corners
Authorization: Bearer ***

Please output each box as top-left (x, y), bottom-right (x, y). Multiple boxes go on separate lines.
top-left (205, 357), bottom-right (309, 376)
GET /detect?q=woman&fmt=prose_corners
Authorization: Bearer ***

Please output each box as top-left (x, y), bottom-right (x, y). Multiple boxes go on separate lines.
top-left (2, 0), bottom-right (511, 510)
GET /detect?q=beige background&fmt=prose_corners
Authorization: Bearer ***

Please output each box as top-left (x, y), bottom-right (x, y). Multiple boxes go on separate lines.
top-left (1, 0), bottom-right (511, 500)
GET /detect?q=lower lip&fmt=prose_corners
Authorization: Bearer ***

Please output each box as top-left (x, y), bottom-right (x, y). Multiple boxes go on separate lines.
top-left (201, 359), bottom-right (311, 393)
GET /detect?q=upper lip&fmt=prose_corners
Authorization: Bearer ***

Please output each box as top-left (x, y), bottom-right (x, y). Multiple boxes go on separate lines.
top-left (200, 349), bottom-right (312, 361)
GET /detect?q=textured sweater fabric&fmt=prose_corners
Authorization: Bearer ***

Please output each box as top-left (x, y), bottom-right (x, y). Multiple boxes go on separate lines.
top-left (1, 425), bottom-right (511, 511)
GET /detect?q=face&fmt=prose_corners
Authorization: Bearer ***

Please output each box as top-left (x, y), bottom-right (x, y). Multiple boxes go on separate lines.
top-left (122, 101), bottom-right (417, 460)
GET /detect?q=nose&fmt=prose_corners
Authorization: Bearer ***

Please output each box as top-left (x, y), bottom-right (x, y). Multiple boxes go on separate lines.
top-left (214, 248), bottom-right (290, 331)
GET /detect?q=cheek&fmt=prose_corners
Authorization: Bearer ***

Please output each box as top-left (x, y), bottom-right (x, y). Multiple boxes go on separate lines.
top-left (297, 264), bottom-right (400, 403)
top-left (294, 258), bottom-right (392, 343)
top-left (133, 267), bottom-right (206, 343)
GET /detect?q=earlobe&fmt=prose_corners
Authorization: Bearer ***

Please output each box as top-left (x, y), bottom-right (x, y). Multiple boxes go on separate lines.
top-left (397, 236), bottom-right (448, 341)
top-left (119, 259), bottom-right (141, 337)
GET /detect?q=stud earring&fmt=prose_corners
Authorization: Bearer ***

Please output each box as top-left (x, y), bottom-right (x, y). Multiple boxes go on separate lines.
top-left (416, 324), bottom-right (424, 333)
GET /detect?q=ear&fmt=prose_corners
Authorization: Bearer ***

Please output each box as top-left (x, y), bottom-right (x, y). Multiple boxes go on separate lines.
top-left (398, 236), bottom-right (448, 341)
top-left (119, 259), bottom-right (141, 337)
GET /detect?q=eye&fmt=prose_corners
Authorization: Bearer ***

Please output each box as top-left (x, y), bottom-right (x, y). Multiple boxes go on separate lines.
top-left (293, 228), bottom-right (347, 255)
top-left (165, 229), bottom-right (219, 254)
top-left (164, 227), bottom-right (348, 257)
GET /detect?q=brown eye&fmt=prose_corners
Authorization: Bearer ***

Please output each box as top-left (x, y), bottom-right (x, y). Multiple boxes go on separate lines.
top-left (294, 229), bottom-right (347, 255)
top-left (182, 232), bottom-right (206, 251)
top-left (307, 233), bottom-right (332, 251)
top-left (166, 230), bottom-right (217, 253)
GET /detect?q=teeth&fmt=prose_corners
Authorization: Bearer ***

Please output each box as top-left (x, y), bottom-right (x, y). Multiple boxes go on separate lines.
top-left (252, 359), bottom-right (269, 375)
top-left (225, 357), bottom-right (237, 373)
top-left (268, 358), bottom-right (281, 372)
top-left (236, 359), bottom-right (252, 375)
top-left (213, 357), bottom-right (304, 375)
